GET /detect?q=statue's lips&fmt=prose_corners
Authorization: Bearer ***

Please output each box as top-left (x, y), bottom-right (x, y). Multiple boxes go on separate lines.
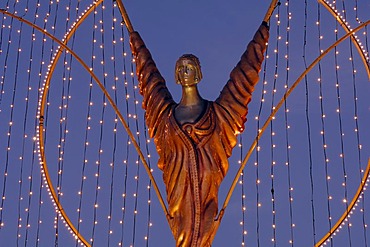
top-left (182, 75), bottom-right (192, 81)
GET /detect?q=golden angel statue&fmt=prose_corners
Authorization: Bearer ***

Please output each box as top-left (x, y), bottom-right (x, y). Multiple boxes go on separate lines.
top-left (129, 20), bottom-right (269, 246)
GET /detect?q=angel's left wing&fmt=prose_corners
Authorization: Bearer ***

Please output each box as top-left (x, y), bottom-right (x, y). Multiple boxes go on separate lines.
top-left (215, 22), bottom-right (269, 134)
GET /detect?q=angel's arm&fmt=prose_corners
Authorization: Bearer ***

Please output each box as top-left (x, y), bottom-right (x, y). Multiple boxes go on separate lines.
top-left (130, 32), bottom-right (175, 137)
top-left (215, 22), bottom-right (269, 133)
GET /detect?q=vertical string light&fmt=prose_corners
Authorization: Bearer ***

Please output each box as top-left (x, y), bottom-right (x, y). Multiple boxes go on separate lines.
top-left (55, 1), bottom-right (81, 230)
top-left (14, 7), bottom-right (27, 245)
top-left (239, 135), bottom-right (246, 246)
top-left (283, 1), bottom-right (295, 245)
top-left (316, 2), bottom-right (334, 245)
top-left (269, 4), bottom-right (281, 246)
top-left (303, 0), bottom-right (317, 244)
top-left (0, 0), bottom-right (16, 227)
top-left (333, 1), bottom-right (352, 245)
top-left (0, 0), bottom-right (11, 107)
top-left (118, 20), bottom-right (131, 247)
top-left (130, 30), bottom-right (141, 247)
top-left (42, 1), bottom-right (64, 244)
top-left (51, 1), bottom-right (71, 245)
top-left (352, 1), bottom-right (370, 243)
top-left (106, 4), bottom-right (119, 246)
top-left (344, 0), bottom-right (368, 244)
top-left (23, 0), bottom-right (43, 244)
top-left (55, 0), bottom-right (75, 226)
top-left (91, 4), bottom-right (108, 245)
top-left (141, 79), bottom-right (153, 245)
top-left (254, 15), bottom-right (272, 247)
top-left (143, 129), bottom-right (153, 246)
top-left (34, 1), bottom-right (55, 245)
top-left (76, 4), bottom-right (96, 247)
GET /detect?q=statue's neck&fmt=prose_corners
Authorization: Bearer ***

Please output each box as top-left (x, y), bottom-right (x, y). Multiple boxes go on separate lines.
top-left (179, 85), bottom-right (204, 106)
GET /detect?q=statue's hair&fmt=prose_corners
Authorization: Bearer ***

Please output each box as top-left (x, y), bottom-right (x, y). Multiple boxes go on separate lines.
top-left (175, 54), bottom-right (203, 83)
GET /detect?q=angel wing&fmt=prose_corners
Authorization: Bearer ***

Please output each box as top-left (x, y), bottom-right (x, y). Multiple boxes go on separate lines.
top-left (215, 22), bottom-right (269, 134)
top-left (130, 31), bottom-right (176, 138)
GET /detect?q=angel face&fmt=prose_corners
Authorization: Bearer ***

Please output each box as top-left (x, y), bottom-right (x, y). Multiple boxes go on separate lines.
top-left (175, 54), bottom-right (202, 86)
top-left (176, 60), bottom-right (198, 86)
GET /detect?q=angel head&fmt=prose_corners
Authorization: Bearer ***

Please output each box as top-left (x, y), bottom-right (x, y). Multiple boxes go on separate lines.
top-left (175, 54), bottom-right (203, 86)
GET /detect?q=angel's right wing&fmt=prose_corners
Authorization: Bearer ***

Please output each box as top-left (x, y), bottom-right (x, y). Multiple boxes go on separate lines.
top-left (130, 32), bottom-right (175, 138)
top-left (215, 23), bottom-right (269, 134)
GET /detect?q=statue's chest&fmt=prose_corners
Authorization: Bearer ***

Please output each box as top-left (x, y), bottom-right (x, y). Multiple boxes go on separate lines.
top-left (174, 105), bottom-right (205, 126)
top-left (168, 103), bottom-right (216, 146)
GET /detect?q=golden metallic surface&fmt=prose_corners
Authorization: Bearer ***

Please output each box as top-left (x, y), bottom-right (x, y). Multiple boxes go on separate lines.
top-left (264, 0), bottom-right (280, 23)
top-left (130, 22), bottom-right (269, 246)
top-left (115, 0), bottom-right (134, 33)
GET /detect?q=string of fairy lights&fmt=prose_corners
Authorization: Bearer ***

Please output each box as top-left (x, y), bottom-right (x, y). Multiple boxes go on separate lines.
top-left (303, 0), bottom-right (318, 244)
top-left (75, 3), bottom-right (96, 246)
top-left (269, 4), bottom-right (282, 246)
top-left (334, 3), bottom-right (353, 246)
top-left (317, 2), bottom-right (335, 246)
top-left (14, 7), bottom-right (27, 246)
top-left (0, 0), bottom-right (17, 226)
top-left (118, 18), bottom-right (131, 247)
top-left (49, 0), bottom-right (79, 243)
top-left (0, 1), bottom-right (52, 246)
top-left (32, 1), bottom-right (50, 245)
top-left (283, 1), bottom-right (295, 246)
top-left (0, 0), bottom-right (369, 246)
top-left (23, 0), bottom-right (43, 244)
top-left (41, 2), bottom-right (154, 246)
top-left (106, 5), bottom-right (119, 246)
top-left (352, 1), bottom-right (369, 244)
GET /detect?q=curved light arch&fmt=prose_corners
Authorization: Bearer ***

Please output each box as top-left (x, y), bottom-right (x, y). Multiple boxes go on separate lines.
top-left (318, 0), bottom-right (370, 79)
top-left (216, 20), bottom-right (370, 244)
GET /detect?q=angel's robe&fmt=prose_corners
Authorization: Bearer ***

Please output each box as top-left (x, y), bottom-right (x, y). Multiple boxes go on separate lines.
top-left (130, 23), bottom-right (269, 247)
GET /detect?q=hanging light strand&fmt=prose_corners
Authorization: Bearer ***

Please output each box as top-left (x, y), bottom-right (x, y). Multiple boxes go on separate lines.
top-left (239, 135), bottom-right (246, 246)
top-left (333, 1), bottom-right (352, 245)
top-left (254, 14), bottom-right (272, 247)
top-left (141, 74), bottom-right (153, 245)
top-left (14, 12), bottom-right (27, 246)
top-left (0, 0), bottom-right (18, 228)
top-left (106, 4), bottom-right (119, 246)
top-left (303, 0), bottom-right (317, 244)
top-left (118, 20), bottom-right (131, 247)
top-left (34, 1), bottom-right (56, 245)
top-left (283, 1), bottom-right (295, 245)
top-left (316, 2), bottom-right (334, 245)
top-left (23, 0), bottom-right (43, 244)
top-left (75, 4), bottom-right (96, 247)
top-left (269, 4), bottom-right (281, 246)
top-left (91, 4), bottom-right (108, 245)
top-left (345, 0), bottom-right (368, 244)
top-left (130, 33), bottom-right (142, 247)
top-left (0, 0), bottom-right (11, 107)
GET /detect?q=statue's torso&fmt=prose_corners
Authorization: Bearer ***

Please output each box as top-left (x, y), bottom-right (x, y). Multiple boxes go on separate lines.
top-left (174, 100), bottom-right (207, 126)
